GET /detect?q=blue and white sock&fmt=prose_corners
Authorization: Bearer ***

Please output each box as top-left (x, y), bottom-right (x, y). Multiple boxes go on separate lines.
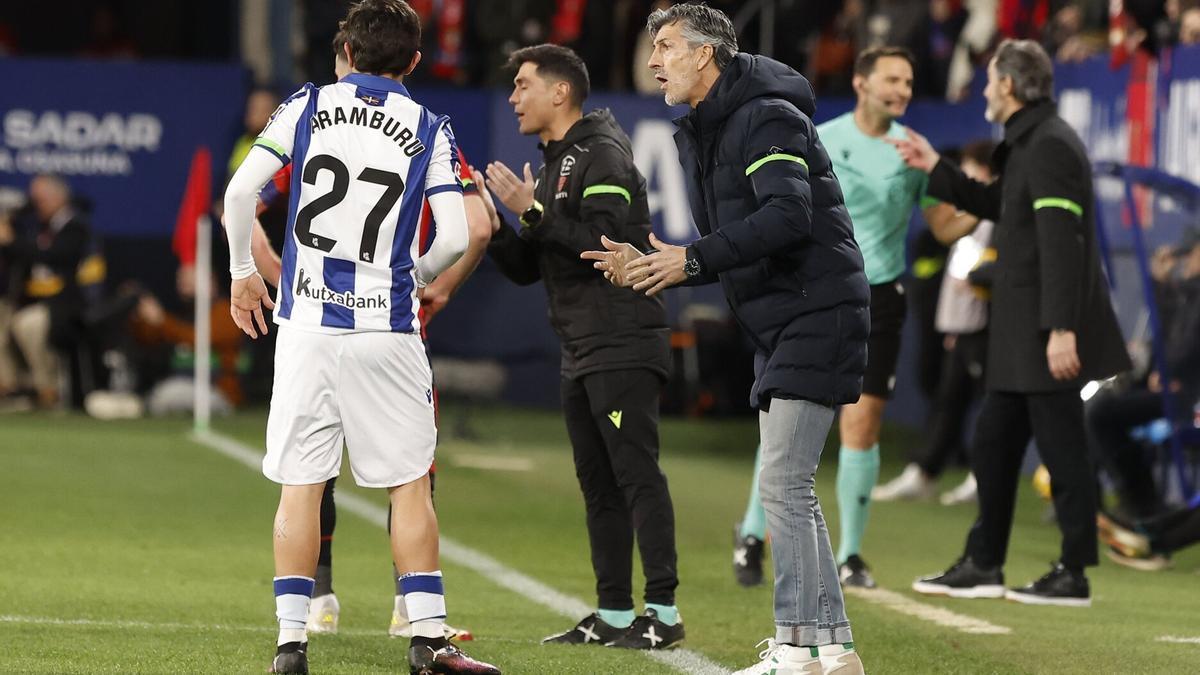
top-left (399, 571), bottom-right (446, 639)
top-left (645, 603), bottom-right (679, 626)
top-left (274, 575), bottom-right (314, 646)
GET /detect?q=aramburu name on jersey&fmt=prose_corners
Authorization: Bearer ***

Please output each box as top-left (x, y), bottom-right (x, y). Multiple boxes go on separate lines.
top-left (294, 268), bottom-right (388, 309)
top-left (309, 106), bottom-right (426, 158)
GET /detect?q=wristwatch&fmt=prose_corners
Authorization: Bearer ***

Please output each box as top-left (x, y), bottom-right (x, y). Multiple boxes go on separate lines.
top-left (519, 200), bottom-right (544, 228)
top-left (683, 246), bottom-right (704, 280)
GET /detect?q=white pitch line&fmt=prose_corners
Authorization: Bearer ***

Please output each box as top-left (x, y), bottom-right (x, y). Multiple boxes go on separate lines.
top-left (0, 615), bottom-right (530, 643)
top-left (845, 587), bottom-right (1012, 635)
top-left (191, 430), bottom-right (729, 675)
top-left (1157, 635), bottom-right (1200, 645)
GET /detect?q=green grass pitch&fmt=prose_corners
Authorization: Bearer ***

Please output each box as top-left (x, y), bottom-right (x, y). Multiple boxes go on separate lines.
top-left (2, 407), bottom-right (1197, 673)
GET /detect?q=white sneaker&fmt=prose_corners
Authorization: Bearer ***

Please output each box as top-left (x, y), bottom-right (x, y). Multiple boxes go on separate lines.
top-left (940, 473), bottom-right (977, 506)
top-left (733, 639), bottom-right (822, 675)
top-left (819, 643), bottom-right (865, 674)
top-left (306, 593), bottom-right (339, 634)
top-left (871, 464), bottom-right (935, 501)
top-left (388, 595), bottom-right (473, 641)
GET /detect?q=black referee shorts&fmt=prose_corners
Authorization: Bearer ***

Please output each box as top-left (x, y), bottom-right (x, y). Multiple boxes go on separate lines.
top-left (863, 280), bottom-right (907, 398)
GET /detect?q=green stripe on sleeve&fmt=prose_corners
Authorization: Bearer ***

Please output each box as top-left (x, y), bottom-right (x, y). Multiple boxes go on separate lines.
top-left (745, 153), bottom-right (808, 176)
top-left (582, 184), bottom-right (631, 203)
top-left (919, 196), bottom-right (941, 209)
top-left (253, 137), bottom-right (288, 159)
top-left (1033, 197), bottom-right (1083, 217)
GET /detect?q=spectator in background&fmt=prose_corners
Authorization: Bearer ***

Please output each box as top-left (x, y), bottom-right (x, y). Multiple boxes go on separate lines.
top-left (129, 263), bottom-right (244, 415)
top-left (0, 203), bottom-right (20, 399)
top-left (1086, 241), bottom-right (1200, 521)
top-left (914, 0), bottom-right (969, 96)
top-left (0, 175), bottom-right (91, 409)
top-left (875, 139), bottom-right (996, 505)
top-left (1043, 1), bottom-right (1108, 62)
top-left (947, 0), bottom-right (998, 100)
top-left (226, 88), bottom-right (280, 180)
top-left (1180, 1), bottom-right (1200, 44)
top-left (472, 0), bottom-right (554, 86)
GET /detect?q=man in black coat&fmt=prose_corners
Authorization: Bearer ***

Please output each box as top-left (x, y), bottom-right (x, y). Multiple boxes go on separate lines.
top-left (891, 39), bottom-right (1131, 606)
top-left (586, 5), bottom-right (868, 673)
top-left (480, 44), bottom-right (683, 650)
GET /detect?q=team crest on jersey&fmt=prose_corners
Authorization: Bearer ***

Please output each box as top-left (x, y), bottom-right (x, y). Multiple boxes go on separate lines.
top-left (556, 155), bottom-right (575, 198)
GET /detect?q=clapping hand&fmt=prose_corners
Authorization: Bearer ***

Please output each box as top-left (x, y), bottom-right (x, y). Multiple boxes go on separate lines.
top-left (581, 236), bottom-right (645, 287)
top-left (484, 161), bottom-right (536, 215)
top-left (623, 233), bottom-right (687, 296)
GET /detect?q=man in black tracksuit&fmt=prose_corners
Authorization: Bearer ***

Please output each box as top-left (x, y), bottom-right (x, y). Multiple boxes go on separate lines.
top-left (893, 39), bottom-right (1131, 606)
top-left (479, 44), bottom-right (682, 649)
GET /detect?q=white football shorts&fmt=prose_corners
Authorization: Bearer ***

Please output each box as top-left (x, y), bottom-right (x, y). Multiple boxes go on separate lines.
top-left (264, 325), bottom-right (436, 487)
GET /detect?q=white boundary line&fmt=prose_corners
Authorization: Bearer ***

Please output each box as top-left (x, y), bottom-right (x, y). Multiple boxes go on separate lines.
top-left (191, 429), bottom-right (729, 675)
top-left (844, 587), bottom-right (1012, 635)
top-left (1156, 635), bottom-right (1200, 645)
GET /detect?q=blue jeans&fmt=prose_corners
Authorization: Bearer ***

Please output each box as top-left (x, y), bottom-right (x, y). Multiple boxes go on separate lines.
top-left (759, 398), bottom-right (852, 646)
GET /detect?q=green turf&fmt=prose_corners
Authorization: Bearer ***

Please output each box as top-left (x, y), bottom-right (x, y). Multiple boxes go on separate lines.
top-left (2, 408), bottom-right (1198, 673)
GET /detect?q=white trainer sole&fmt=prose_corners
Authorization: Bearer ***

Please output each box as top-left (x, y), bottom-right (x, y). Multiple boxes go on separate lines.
top-left (911, 581), bottom-right (1006, 599)
top-left (1004, 589), bottom-right (1091, 607)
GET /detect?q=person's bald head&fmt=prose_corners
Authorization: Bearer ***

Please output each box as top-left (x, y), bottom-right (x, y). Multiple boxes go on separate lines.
top-left (29, 174), bottom-right (71, 221)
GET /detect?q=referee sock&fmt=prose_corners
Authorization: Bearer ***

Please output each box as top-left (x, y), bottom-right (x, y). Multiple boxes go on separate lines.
top-left (399, 571), bottom-right (446, 639)
top-left (739, 444), bottom-right (767, 541)
top-left (273, 575), bottom-right (314, 645)
top-left (836, 445), bottom-right (880, 564)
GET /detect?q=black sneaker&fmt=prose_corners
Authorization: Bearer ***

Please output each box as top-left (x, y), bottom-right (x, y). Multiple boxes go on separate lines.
top-left (269, 641), bottom-right (308, 674)
top-left (541, 613), bottom-right (626, 645)
top-left (606, 608), bottom-right (685, 650)
top-left (408, 637), bottom-right (501, 675)
top-left (912, 556), bottom-right (1005, 598)
top-left (733, 524), bottom-right (765, 587)
top-left (1005, 562), bottom-right (1091, 607)
top-left (838, 554), bottom-right (877, 589)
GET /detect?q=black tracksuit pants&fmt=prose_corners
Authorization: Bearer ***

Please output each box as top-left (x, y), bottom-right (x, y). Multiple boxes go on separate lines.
top-left (561, 368), bottom-right (678, 610)
top-left (964, 389), bottom-right (1099, 570)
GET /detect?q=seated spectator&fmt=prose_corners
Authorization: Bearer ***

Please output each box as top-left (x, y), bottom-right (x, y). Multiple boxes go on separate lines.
top-left (0, 174), bottom-right (91, 408)
top-left (1100, 505), bottom-right (1200, 571)
top-left (128, 263), bottom-right (245, 415)
top-left (1086, 240), bottom-right (1200, 520)
top-left (1180, 1), bottom-right (1200, 44)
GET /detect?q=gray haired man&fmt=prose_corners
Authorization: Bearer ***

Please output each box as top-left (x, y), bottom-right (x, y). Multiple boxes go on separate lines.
top-left (586, 3), bottom-right (869, 673)
top-left (891, 39), bottom-right (1129, 607)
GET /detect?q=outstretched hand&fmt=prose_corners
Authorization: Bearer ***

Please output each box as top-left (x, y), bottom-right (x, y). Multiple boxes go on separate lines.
top-left (484, 161), bottom-right (536, 216)
top-left (230, 273), bottom-right (275, 339)
top-left (624, 233), bottom-right (687, 296)
top-left (581, 235), bottom-right (645, 287)
top-left (884, 127), bottom-right (940, 174)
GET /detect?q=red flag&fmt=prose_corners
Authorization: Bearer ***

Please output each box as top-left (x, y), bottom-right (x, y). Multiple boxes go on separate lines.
top-left (173, 146), bottom-right (212, 266)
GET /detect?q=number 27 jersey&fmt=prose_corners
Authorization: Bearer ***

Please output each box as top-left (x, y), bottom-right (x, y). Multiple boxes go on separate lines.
top-left (253, 73), bottom-right (465, 335)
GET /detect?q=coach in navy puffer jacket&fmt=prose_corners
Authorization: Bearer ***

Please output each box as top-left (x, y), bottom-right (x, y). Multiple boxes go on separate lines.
top-left (674, 52), bottom-right (870, 409)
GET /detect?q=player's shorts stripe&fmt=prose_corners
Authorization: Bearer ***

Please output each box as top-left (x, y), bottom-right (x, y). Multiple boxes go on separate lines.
top-left (745, 153), bottom-right (808, 176)
top-left (582, 184), bottom-right (631, 203)
top-left (1033, 197), bottom-right (1083, 217)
